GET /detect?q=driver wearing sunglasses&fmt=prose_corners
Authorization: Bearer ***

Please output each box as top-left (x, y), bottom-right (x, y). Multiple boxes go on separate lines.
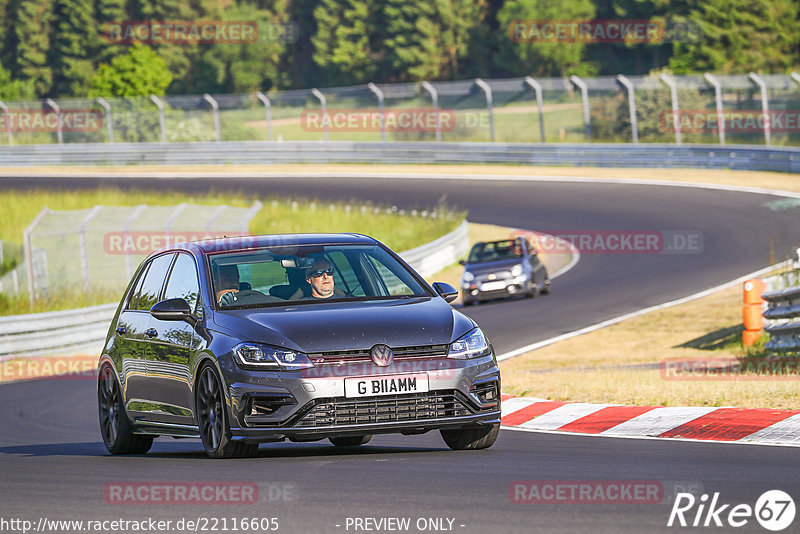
top-left (305, 259), bottom-right (337, 299)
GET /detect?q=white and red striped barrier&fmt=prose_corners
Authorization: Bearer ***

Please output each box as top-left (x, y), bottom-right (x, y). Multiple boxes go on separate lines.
top-left (500, 395), bottom-right (800, 446)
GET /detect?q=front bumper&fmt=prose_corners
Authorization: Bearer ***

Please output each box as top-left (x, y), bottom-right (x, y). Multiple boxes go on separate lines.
top-left (462, 279), bottom-right (526, 301)
top-left (221, 354), bottom-right (500, 443)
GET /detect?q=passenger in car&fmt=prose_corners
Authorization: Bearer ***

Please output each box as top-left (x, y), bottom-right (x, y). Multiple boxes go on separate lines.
top-left (216, 265), bottom-right (240, 305)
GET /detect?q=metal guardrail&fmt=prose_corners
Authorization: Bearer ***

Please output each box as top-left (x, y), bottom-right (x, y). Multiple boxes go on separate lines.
top-left (0, 221), bottom-right (469, 358)
top-left (0, 303), bottom-right (116, 358)
top-left (763, 286), bottom-right (800, 352)
top-left (2, 141), bottom-right (800, 172)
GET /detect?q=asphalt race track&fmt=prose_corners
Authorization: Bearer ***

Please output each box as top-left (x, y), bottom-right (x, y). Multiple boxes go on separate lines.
top-left (2, 174), bottom-right (800, 533)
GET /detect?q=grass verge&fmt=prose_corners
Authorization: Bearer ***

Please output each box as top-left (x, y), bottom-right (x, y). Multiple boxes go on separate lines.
top-left (0, 187), bottom-right (463, 315)
top-left (499, 278), bottom-right (800, 410)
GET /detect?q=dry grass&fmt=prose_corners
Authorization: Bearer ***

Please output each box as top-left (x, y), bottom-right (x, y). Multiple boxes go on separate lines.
top-left (3, 164), bottom-right (800, 194)
top-left (500, 281), bottom-right (800, 409)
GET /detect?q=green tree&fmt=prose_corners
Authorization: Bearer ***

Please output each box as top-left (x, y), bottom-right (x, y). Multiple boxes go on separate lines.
top-left (9, 0), bottom-right (53, 96)
top-left (669, 0), bottom-right (800, 73)
top-left (192, 2), bottom-right (289, 93)
top-left (496, 0), bottom-right (596, 77)
top-left (312, 0), bottom-right (376, 84)
top-left (0, 62), bottom-right (36, 101)
top-left (384, 0), bottom-right (485, 81)
top-left (88, 44), bottom-right (172, 97)
top-left (51, 0), bottom-right (98, 96)
top-left (94, 0), bottom-right (128, 64)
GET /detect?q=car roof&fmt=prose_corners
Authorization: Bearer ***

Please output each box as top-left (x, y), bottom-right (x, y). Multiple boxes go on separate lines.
top-left (171, 233), bottom-right (379, 255)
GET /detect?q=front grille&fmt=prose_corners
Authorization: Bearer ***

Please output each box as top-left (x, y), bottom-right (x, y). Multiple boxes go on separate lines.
top-left (286, 391), bottom-right (473, 428)
top-left (476, 271), bottom-right (511, 282)
top-left (308, 344), bottom-right (449, 366)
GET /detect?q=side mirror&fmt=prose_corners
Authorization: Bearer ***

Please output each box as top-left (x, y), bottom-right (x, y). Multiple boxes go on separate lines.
top-left (458, 259), bottom-right (466, 266)
top-left (432, 282), bottom-right (458, 303)
top-left (150, 298), bottom-right (196, 324)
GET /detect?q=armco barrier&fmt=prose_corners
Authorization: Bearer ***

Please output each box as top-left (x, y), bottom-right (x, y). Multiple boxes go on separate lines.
top-left (0, 222), bottom-right (468, 358)
top-left (2, 141), bottom-right (800, 172)
top-left (762, 285), bottom-right (800, 352)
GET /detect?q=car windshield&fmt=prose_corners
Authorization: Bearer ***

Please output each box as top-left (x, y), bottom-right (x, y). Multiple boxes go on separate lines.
top-left (209, 243), bottom-right (431, 309)
top-left (467, 240), bottom-right (523, 264)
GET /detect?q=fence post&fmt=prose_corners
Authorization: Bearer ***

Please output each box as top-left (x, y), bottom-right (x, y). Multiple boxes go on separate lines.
top-left (149, 95), bottom-right (167, 143)
top-left (205, 205), bottom-right (229, 232)
top-left (96, 97), bottom-right (114, 143)
top-left (367, 83), bottom-right (386, 142)
top-left (703, 73), bottom-right (725, 145)
top-left (659, 73), bottom-right (681, 145)
top-left (569, 75), bottom-right (591, 141)
top-left (44, 99), bottom-right (63, 144)
top-left (523, 77), bottom-right (546, 142)
top-left (123, 204), bottom-right (147, 279)
top-left (24, 207), bottom-right (50, 306)
top-left (241, 200), bottom-right (263, 233)
top-left (311, 88), bottom-right (329, 141)
top-left (748, 72), bottom-right (771, 146)
top-left (0, 99), bottom-right (12, 145)
top-left (420, 81), bottom-right (441, 142)
top-left (474, 78), bottom-right (495, 142)
top-left (79, 205), bottom-right (103, 291)
top-left (255, 92), bottom-right (273, 141)
top-left (616, 75), bottom-right (639, 144)
top-left (203, 93), bottom-right (221, 143)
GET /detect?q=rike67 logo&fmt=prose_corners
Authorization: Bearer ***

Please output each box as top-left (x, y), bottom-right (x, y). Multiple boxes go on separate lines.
top-left (668, 490), bottom-right (795, 531)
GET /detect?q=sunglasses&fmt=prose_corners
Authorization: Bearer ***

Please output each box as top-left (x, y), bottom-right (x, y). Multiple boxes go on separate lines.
top-left (309, 268), bottom-right (334, 278)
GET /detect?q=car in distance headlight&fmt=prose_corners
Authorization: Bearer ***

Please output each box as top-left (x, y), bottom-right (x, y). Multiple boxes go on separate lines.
top-left (98, 233), bottom-right (501, 458)
top-left (460, 236), bottom-right (550, 306)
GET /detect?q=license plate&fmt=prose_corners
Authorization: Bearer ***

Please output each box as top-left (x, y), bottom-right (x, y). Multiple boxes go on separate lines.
top-left (480, 280), bottom-right (507, 291)
top-left (344, 373), bottom-right (429, 398)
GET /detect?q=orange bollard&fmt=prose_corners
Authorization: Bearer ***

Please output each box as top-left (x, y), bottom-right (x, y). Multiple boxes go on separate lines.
top-left (742, 330), bottom-right (761, 347)
top-left (742, 278), bottom-right (765, 347)
top-left (742, 303), bottom-right (763, 331)
top-left (743, 279), bottom-right (766, 305)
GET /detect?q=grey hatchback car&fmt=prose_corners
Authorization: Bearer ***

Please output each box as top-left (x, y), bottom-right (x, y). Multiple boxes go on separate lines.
top-left (98, 233), bottom-right (501, 458)
top-left (460, 237), bottom-right (550, 305)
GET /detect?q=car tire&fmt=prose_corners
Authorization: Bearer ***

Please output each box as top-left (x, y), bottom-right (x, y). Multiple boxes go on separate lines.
top-left (440, 423), bottom-right (500, 450)
top-left (541, 276), bottom-right (551, 295)
top-left (196, 363), bottom-right (258, 459)
top-left (462, 298), bottom-right (473, 307)
top-left (98, 363), bottom-right (154, 455)
top-left (525, 279), bottom-right (536, 298)
top-left (329, 435), bottom-right (372, 447)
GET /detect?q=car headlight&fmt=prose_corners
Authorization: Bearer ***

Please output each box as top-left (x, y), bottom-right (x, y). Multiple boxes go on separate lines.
top-left (448, 328), bottom-right (491, 360)
top-left (233, 343), bottom-right (314, 370)
top-left (511, 264), bottom-right (523, 277)
top-left (462, 271), bottom-right (475, 282)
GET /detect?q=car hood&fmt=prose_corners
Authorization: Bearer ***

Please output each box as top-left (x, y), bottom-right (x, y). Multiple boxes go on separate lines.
top-left (465, 258), bottom-right (523, 275)
top-left (211, 297), bottom-right (475, 353)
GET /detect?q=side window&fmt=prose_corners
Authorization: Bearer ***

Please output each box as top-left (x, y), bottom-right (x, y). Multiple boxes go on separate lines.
top-left (327, 251), bottom-right (364, 296)
top-left (134, 253), bottom-right (175, 311)
top-left (163, 253), bottom-right (200, 312)
top-left (366, 254), bottom-right (415, 296)
top-left (126, 263), bottom-right (150, 310)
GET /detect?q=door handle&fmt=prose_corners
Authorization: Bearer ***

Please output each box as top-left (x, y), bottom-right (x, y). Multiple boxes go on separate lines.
top-left (145, 328), bottom-right (158, 338)
top-left (115, 325), bottom-right (127, 335)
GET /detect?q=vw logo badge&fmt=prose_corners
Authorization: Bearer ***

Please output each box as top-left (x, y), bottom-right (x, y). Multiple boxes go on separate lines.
top-left (371, 344), bottom-right (394, 367)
